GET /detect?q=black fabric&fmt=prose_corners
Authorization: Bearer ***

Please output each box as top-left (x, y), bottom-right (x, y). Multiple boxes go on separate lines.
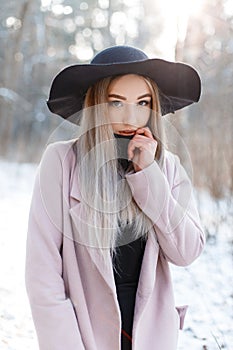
top-left (91, 45), bottom-right (148, 64)
top-left (114, 133), bottom-right (134, 173)
top-left (113, 133), bottom-right (147, 349)
top-left (113, 236), bottom-right (147, 350)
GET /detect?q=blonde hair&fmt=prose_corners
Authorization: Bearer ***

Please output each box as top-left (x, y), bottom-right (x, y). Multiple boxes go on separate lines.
top-left (73, 75), bottom-right (165, 264)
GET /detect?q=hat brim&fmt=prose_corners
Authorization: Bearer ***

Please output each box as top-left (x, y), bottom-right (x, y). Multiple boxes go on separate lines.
top-left (47, 58), bottom-right (201, 122)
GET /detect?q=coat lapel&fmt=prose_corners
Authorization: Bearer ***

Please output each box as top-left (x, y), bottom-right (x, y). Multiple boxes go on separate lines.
top-left (133, 230), bottom-right (159, 325)
top-left (137, 229), bottom-right (159, 296)
top-left (69, 163), bottom-right (82, 203)
top-left (69, 164), bottom-right (116, 293)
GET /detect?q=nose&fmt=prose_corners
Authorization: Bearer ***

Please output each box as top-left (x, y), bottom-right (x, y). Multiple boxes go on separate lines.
top-left (122, 103), bottom-right (137, 126)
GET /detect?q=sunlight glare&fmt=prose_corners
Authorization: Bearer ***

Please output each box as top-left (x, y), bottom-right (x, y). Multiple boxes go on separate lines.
top-left (163, 0), bottom-right (203, 41)
top-left (155, 0), bottom-right (204, 59)
top-left (164, 0), bottom-right (203, 18)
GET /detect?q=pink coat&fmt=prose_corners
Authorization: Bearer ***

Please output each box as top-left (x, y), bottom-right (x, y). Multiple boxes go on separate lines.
top-left (25, 139), bottom-right (205, 350)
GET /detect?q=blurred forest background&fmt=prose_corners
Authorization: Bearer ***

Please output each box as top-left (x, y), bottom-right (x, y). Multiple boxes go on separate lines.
top-left (0, 2), bottom-right (232, 348)
top-left (0, 0), bottom-right (233, 203)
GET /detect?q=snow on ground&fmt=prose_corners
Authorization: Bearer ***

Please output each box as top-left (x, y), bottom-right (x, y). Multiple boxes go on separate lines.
top-left (0, 159), bottom-right (232, 350)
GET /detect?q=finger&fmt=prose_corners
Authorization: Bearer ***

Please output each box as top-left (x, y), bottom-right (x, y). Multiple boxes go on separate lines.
top-left (132, 135), bottom-right (157, 147)
top-left (129, 139), bottom-right (146, 149)
top-left (128, 140), bottom-right (143, 160)
top-left (128, 142), bottom-right (148, 161)
top-left (135, 127), bottom-right (154, 139)
top-left (132, 134), bottom-right (153, 142)
top-left (127, 142), bottom-right (135, 160)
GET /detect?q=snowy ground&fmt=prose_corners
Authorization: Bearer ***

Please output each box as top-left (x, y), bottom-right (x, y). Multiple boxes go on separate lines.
top-left (0, 159), bottom-right (232, 350)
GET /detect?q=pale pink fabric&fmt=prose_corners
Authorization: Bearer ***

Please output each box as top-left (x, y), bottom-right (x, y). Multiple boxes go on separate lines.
top-left (25, 139), bottom-right (205, 350)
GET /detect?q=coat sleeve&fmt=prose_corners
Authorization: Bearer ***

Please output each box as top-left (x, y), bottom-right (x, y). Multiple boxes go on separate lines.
top-left (125, 153), bottom-right (205, 266)
top-left (25, 143), bottom-right (85, 350)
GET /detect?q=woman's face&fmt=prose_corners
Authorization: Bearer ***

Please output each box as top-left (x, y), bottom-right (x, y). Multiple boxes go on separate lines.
top-left (107, 74), bottom-right (152, 136)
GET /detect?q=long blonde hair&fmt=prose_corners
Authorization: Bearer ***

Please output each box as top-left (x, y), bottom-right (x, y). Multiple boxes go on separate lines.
top-left (73, 75), bottom-right (165, 263)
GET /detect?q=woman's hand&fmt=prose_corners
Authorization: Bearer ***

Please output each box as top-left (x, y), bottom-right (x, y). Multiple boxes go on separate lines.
top-left (128, 127), bottom-right (158, 172)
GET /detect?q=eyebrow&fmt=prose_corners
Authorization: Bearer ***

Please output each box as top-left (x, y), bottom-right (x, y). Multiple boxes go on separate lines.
top-left (137, 93), bottom-right (152, 100)
top-left (108, 94), bottom-right (126, 100)
top-left (108, 93), bottom-right (152, 100)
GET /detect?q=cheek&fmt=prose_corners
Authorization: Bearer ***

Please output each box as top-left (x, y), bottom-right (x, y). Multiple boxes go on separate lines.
top-left (136, 110), bottom-right (151, 126)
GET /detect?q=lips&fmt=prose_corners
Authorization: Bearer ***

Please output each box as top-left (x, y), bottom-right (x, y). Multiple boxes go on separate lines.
top-left (118, 130), bottom-right (136, 136)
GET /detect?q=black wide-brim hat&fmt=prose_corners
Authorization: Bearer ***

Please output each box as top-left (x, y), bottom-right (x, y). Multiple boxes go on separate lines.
top-left (47, 45), bottom-right (201, 122)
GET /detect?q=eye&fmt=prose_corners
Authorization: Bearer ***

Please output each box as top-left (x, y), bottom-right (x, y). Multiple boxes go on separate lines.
top-left (109, 100), bottom-right (123, 108)
top-left (138, 100), bottom-right (150, 107)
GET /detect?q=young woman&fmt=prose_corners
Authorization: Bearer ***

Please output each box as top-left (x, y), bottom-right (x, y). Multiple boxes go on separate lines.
top-left (25, 46), bottom-right (205, 350)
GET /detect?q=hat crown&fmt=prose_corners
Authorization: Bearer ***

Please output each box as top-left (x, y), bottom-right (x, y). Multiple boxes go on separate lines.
top-left (91, 45), bottom-right (148, 65)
